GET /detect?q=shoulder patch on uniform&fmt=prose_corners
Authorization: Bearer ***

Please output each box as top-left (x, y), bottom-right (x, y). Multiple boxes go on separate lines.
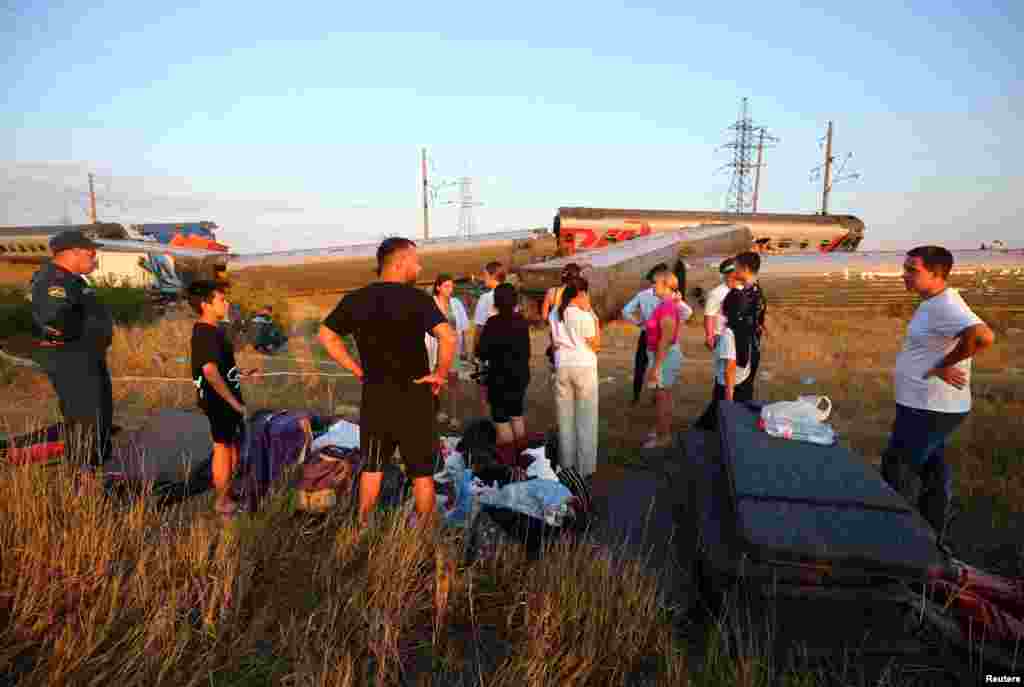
top-left (47, 286), bottom-right (67, 299)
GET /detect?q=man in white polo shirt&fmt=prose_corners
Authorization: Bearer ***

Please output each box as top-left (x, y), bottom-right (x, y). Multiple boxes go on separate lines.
top-left (881, 246), bottom-right (995, 542)
top-left (703, 258), bottom-right (742, 350)
top-left (695, 257), bottom-right (745, 430)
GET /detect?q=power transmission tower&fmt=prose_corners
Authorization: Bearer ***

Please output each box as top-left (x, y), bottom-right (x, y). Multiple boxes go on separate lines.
top-left (809, 121), bottom-right (860, 215)
top-left (447, 176), bottom-right (483, 240)
top-left (718, 98), bottom-right (776, 214)
top-left (420, 148), bottom-right (456, 239)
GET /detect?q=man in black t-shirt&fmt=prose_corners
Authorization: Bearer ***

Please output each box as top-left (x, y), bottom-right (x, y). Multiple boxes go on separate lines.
top-left (189, 280), bottom-right (249, 516)
top-left (319, 237), bottom-right (457, 525)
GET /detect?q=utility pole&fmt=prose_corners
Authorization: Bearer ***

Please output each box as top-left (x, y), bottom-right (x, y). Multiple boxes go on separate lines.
top-left (821, 121), bottom-right (834, 215)
top-left (88, 173), bottom-right (98, 224)
top-left (751, 127), bottom-right (778, 213)
top-left (810, 120), bottom-right (858, 216)
top-left (421, 148), bottom-right (430, 240)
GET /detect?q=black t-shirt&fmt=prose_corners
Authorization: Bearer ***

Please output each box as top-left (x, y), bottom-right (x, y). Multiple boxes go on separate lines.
top-left (476, 312), bottom-right (532, 392)
top-left (191, 322), bottom-right (242, 412)
top-left (322, 282), bottom-right (446, 385)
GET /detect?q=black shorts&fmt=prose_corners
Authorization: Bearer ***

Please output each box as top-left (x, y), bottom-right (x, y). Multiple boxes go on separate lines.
top-left (360, 381), bottom-right (435, 479)
top-left (205, 403), bottom-right (243, 445)
top-left (489, 386), bottom-right (526, 424)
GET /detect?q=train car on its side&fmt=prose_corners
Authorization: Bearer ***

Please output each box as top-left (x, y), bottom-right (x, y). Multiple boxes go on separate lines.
top-left (554, 207), bottom-right (865, 255)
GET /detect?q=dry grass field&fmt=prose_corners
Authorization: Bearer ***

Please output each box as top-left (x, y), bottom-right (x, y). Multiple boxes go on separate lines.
top-left (1, 299), bottom-right (1023, 685)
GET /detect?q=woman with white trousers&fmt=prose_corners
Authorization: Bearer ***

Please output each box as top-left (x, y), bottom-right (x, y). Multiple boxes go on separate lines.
top-left (548, 276), bottom-right (601, 478)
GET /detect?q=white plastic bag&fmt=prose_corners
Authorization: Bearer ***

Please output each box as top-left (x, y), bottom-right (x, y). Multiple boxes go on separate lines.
top-left (761, 396), bottom-right (832, 423)
top-left (759, 396), bottom-right (836, 445)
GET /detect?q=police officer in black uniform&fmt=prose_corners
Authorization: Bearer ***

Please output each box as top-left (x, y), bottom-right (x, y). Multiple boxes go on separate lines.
top-left (29, 230), bottom-right (114, 467)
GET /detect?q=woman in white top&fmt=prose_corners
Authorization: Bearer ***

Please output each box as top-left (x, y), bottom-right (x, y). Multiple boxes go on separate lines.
top-left (548, 276), bottom-right (601, 478)
top-left (425, 274), bottom-right (470, 428)
top-left (541, 263), bottom-right (582, 378)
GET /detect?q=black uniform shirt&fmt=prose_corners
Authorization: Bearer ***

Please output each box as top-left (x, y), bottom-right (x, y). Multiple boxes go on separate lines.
top-left (29, 262), bottom-right (114, 353)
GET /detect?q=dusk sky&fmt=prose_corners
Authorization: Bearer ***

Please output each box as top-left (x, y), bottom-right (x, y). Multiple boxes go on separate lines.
top-left (2, 1), bottom-right (1020, 252)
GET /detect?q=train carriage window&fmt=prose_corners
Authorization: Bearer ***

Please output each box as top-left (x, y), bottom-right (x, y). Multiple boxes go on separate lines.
top-left (800, 240), bottom-right (810, 250)
top-left (777, 239), bottom-right (794, 249)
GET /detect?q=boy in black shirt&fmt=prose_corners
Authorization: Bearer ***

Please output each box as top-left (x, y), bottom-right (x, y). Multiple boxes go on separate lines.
top-left (319, 237), bottom-right (457, 526)
top-left (189, 280), bottom-right (249, 515)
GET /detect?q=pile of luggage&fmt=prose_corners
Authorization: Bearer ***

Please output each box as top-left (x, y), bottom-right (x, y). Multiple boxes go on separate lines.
top-left (297, 417), bottom-right (594, 560)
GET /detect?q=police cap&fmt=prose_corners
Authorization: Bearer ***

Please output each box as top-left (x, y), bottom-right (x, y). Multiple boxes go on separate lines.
top-left (49, 230), bottom-right (101, 254)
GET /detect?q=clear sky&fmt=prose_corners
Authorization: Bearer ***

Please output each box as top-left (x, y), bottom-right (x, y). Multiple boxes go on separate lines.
top-left (2, 1), bottom-right (1021, 252)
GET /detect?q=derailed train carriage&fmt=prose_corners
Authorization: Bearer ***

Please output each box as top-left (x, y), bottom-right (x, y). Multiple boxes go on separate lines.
top-left (517, 224), bottom-right (754, 320)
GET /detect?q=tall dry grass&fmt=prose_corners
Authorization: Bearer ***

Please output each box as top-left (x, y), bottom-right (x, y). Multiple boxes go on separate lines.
top-left (0, 457), bottom-right (692, 685)
top-left (2, 303), bottom-right (1022, 684)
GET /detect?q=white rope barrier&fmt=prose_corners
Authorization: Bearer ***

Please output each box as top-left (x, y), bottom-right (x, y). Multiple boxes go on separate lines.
top-left (109, 371), bottom-right (357, 382)
top-left (3, 349), bottom-right (356, 380)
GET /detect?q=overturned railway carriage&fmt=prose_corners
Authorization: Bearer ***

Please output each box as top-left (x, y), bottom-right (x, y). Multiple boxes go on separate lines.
top-left (555, 207), bottom-right (865, 254)
top-left (227, 230), bottom-right (558, 296)
top-left (687, 249), bottom-right (1024, 310)
top-left (518, 225), bottom-right (754, 320)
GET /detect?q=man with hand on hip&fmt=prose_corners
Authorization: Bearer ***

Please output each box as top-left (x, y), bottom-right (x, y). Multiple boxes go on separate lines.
top-left (319, 237), bottom-right (456, 526)
top-left (881, 245), bottom-right (995, 544)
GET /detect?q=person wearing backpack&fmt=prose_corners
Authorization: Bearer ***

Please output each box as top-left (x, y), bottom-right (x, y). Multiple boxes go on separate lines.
top-left (733, 251), bottom-right (767, 384)
top-left (695, 288), bottom-right (754, 432)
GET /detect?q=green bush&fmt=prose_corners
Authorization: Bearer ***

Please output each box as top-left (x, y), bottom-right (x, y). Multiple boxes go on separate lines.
top-left (0, 285), bottom-right (156, 340)
top-left (0, 288), bottom-right (33, 339)
top-left (93, 285), bottom-right (155, 325)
